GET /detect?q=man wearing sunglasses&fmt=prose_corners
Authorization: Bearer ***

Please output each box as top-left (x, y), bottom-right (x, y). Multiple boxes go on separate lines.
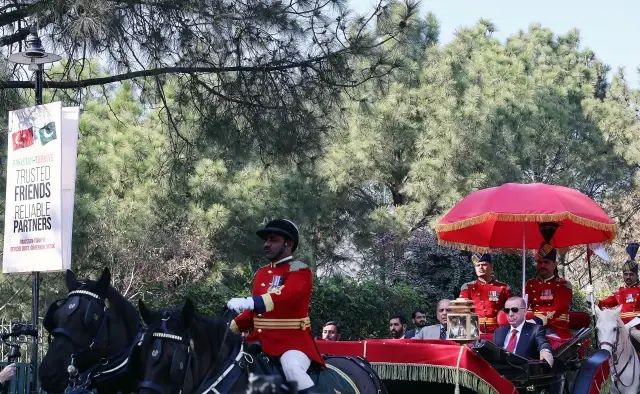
top-left (493, 297), bottom-right (554, 366)
top-left (459, 253), bottom-right (512, 333)
top-left (525, 239), bottom-right (573, 339)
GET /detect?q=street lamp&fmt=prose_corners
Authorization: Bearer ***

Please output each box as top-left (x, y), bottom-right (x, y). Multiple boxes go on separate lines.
top-left (7, 24), bottom-right (61, 394)
top-left (8, 24), bottom-right (61, 104)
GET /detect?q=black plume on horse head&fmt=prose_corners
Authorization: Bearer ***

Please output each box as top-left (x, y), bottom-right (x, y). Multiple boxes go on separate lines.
top-left (39, 268), bottom-right (141, 394)
top-left (137, 298), bottom-right (245, 394)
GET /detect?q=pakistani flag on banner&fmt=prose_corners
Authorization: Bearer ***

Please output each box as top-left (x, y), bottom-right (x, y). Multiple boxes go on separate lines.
top-left (39, 121), bottom-right (57, 145)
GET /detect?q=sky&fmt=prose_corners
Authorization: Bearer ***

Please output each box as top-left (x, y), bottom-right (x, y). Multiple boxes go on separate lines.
top-left (348, 0), bottom-right (640, 86)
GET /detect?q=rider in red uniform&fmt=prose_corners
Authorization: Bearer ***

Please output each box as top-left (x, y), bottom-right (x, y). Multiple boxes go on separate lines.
top-left (587, 242), bottom-right (640, 345)
top-left (460, 253), bottom-right (512, 333)
top-left (525, 223), bottom-right (573, 339)
top-left (227, 219), bottom-right (323, 394)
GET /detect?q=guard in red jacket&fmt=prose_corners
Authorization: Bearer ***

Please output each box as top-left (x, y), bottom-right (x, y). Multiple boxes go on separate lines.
top-left (460, 253), bottom-right (512, 333)
top-left (525, 223), bottom-right (573, 339)
top-left (226, 219), bottom-right (323, 394)
top-left (587, 242), bottom-right (640, 344)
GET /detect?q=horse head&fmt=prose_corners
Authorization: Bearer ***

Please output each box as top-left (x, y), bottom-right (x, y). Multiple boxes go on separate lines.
top-left (595, 304), bottom-right (625, 355)
top-left (595, 304), bottom-right (640, 393)
top-left (137, 299), bottom-right (242, 394)
top-left (39, 268), bottom-right (141, 394)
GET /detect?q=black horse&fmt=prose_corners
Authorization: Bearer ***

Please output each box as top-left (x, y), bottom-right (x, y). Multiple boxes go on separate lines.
top-left (39, 268), bottom-right (142, 394)
top-left (137, 299), bottom-right (387, 394)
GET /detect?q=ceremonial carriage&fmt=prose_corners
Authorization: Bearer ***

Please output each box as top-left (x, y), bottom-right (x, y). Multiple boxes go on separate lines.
top-left (315, 310), bottom-right (610, 394)
top-left (318, 183), bottom-right (619, 394)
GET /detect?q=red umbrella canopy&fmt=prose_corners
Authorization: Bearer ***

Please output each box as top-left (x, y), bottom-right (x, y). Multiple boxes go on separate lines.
top-left (435, 183), bottom-right (617, 251)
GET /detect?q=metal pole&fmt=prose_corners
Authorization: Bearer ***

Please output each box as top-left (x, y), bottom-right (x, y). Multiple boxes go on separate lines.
top-left (522, 225), bottom-right (527, 303)
top-left (31, 272), bottom-right (39, 394)
top-left (586, 245), bottom-right (596, 329)
top-left (35, 64), bottom-right (43, 106)
top-left (30, 63), bottom-right (43, 394)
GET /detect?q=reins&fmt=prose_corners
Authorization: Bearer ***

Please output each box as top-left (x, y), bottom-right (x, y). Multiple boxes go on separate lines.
top-left (600, 321), bottom-right (637, 390)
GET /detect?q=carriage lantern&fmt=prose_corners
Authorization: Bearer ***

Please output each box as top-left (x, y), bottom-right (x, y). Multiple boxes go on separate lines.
top-left (446, 298), bottom-right (480, 343)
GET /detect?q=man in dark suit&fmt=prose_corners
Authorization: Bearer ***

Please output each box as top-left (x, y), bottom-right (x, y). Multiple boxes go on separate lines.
top-left (405, 310), bottom-right (427, 338)
top-left (493, 296), bottom-right (554, 366)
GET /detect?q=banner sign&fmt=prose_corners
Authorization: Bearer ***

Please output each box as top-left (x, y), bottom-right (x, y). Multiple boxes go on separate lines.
top-left (3, 102), bottom-right (79, 273)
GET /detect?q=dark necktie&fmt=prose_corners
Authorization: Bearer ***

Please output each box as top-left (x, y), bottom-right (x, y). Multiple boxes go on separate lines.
top-left (440, 325), bottom-right (447, 340)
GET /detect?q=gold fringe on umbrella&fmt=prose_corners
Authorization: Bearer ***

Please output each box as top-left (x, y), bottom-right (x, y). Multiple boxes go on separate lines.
top-left (434, 240), bottom-right (524, 254)
top-left (370, 362), bottom-right (516, 394)
top-left (435, 212), bottom-right (617, 239)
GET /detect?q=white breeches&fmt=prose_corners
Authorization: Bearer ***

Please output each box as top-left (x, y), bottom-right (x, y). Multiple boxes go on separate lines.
top-left (630, 327), bottom-right (640, 343)
top-left (280, 350), bottom-right (313, 390)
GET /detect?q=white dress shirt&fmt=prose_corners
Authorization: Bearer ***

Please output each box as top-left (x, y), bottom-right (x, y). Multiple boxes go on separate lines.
top-left (503, 321), bottom-right (525, 349)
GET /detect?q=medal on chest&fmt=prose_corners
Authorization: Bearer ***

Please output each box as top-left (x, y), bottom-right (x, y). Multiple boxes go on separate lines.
top-left (626, 293), bottom-right (635, 304)
top-left (269, 276), bottom-right (283, 292)
top-left (540, 288), bottom-right (554, 301)
top-left (488, 290), bottom-right (499, 302)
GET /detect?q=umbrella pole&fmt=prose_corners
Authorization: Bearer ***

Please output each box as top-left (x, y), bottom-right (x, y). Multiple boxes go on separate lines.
top-left (522, 226), bottom-right (527, 304)
top-left (587, 244), bottom-right (596, 327)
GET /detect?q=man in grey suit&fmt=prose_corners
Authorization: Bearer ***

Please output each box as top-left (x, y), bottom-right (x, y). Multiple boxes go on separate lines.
top-left (415, 299), bottom-right (451, 340)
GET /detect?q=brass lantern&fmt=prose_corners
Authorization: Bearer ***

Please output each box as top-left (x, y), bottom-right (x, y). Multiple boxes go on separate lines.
top-left (446, 298), bottom-right (480, 343)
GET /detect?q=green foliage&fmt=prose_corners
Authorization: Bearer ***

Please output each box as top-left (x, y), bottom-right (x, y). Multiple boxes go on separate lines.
top-left (0, 12), bottom-right (637, 332)
top-left (394, 230), bottom-right (473, 302)
top-left (141, 274), bottom-right (422, 342)
top-left (492, 254), bottom-right (538, 297)
top-left (311, 277), bottom-right (422, 340)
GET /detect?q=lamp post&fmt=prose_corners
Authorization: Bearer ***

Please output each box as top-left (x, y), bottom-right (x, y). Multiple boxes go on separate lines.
top-left (7, 24), bottom-right (61, 394)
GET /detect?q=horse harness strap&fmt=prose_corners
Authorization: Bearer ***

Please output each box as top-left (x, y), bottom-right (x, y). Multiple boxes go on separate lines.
top-left (140, 329), bottom-right (193, 394)
top-left (600, 324), bottom-right (637, 390)
top-left (79, 331), bottom-right (145, 388)
top-left (197, 342), bottom-right (248, 394)
top-left (43, 289), bottom-right (112, 380)
top-left (47, 290), bottom-right (110, 343)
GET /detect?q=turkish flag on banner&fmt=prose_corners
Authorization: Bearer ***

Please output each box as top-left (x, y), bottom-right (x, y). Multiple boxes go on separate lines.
top-left (11, 127), bottom-right (34, 151)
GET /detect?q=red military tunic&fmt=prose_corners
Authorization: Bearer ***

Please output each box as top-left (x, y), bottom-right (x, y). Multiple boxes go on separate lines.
top-left (525, 276), bottom-right (573, 339)
top-left (230, 256), bottom-right (324, 366)
top-left (460, 278), bottom-right (512, 333)
top-left (597, 283), bottom-right (640, 327)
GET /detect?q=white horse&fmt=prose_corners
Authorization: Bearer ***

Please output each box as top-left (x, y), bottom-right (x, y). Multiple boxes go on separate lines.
top-left (595, 305), bottom-right (640, 394)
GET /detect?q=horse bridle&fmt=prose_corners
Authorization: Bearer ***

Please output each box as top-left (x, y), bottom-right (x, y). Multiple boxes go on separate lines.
top-left (140, 309), bottom-right (252, 394)
top-left (45, 289), bottom-right (111, 379)
top-left (139, 313), bottom-right (194, 394)
top-left (599, 323), bottom-right (637, 390)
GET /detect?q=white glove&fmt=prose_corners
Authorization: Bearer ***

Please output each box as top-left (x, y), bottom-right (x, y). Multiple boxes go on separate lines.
top-left (0, 363), bottom-right (15, 383)
top-left (227, 297), bottom-right (255, 312)
top-left (586, 284), bottom-right (594, 295)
